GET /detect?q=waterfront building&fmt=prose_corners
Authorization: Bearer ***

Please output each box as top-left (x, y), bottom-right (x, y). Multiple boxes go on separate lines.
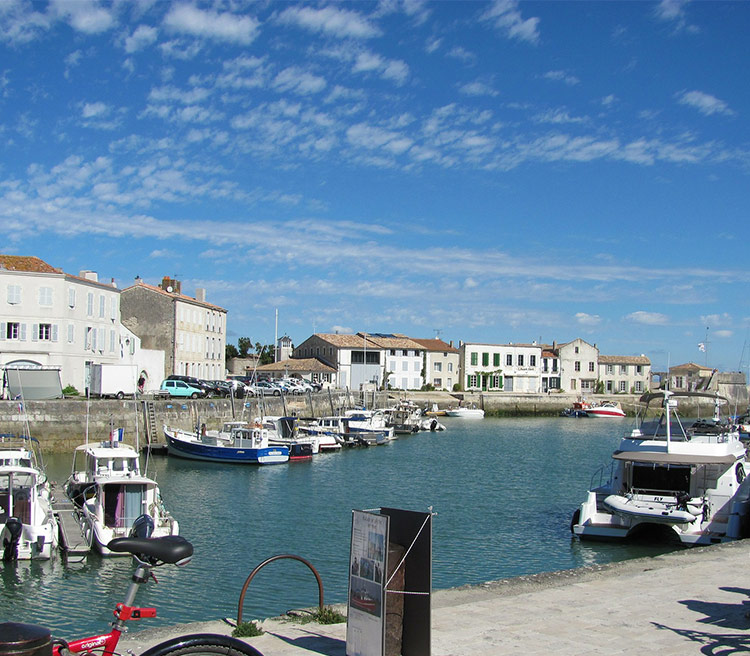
top-left (554, 338), bottom-right (599, 394)
top-left (459, 342), bottom-right (543, 393)
top-left (255, 357), bottom-right (337, 387)
top-left (120, 277), bottom-right (227, 381)
top-left (293, 332), bottom-right (426, 390)
top-left (665, 362), bottom-right (715, 392)
top-left (541, 347), bottom-right (561, 392)
top-left (0, 255), bottom-right (152, 394)
top-left (411, 338), bottom-right (460, 391)
top-left (598, 355), bottom-right (651, 394)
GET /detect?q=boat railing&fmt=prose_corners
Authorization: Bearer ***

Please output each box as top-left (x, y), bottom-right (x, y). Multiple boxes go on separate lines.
top-left (589, 462), bottom-right (614, 491)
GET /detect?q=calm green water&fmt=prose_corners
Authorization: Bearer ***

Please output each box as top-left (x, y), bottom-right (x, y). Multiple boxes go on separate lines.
top-left (1, 417), bottom-right (678, 637)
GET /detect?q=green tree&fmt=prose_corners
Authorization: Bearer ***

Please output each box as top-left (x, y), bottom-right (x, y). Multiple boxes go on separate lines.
top-left (226, 343), bottom-right (239, 359)
top-left (237, 337), bottom-right (253, 357)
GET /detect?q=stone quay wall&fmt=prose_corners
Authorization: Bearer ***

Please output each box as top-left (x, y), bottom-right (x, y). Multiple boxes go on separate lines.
top-left (1, 385), bottom-right (746, 454)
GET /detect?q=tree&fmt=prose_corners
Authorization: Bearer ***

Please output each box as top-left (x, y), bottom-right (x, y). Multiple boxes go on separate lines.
top-left (237, 337), bottom-right (253, 357)
top-left (226, 343), bottom-right (239, 359)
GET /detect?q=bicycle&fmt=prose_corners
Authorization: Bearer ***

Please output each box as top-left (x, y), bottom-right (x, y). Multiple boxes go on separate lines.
top-left (49, 535), bottom-right (263, 656)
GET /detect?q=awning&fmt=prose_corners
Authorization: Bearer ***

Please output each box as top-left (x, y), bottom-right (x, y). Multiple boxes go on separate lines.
top-left (4, 368), bottom-right (63, 400)
top-left (612, 450), bottom-right (738, 465)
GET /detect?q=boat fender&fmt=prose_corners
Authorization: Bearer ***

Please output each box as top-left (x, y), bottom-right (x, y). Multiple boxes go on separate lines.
top-left (737, 463), bottom-right (746, 484)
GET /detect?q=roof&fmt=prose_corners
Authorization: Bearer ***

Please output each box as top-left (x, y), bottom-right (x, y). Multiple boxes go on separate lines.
top-left (364, 333), bottom-right (425, 350)
top-left (122, 280), bottom-right (226, 312)
top-left (256, 357), bottom-right (336, 373)
top-left (312, 333), bottom-right (382, 349)
top-left (410, 338), bottom-right (459, 353)
top-left (0, 255), bottom-right (62, 274)
top-left (599, 355), bottom-right (651, 365)
top-left (669, 362), bottom-right (714, 373)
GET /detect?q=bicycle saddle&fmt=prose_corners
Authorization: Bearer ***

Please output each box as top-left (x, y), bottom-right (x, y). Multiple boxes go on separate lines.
top-left (107, 536), bottom-right (194, 566)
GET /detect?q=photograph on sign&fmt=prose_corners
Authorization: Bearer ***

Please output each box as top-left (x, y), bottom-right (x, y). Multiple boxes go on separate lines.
top-left (347, 509), bottom-right (389, 656)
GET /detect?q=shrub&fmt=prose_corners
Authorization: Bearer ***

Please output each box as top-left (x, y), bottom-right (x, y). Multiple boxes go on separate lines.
top-left (232, 621), bottom-right (263, 637)
top-left (62, 385), bottom-right (79, 396)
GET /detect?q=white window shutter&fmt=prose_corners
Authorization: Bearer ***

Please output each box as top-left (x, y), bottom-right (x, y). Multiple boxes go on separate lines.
top-left (20, 324), bottom-right (26, 341)
top-left (0, 322), bottom-right (5, 340)
top-left (52, 324), bottom-right (59, 342)
top-left (31, 324), bottom-right (38, 341)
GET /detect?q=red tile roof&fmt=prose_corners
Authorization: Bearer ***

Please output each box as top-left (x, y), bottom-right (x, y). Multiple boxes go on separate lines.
top-left (0, 255), bottom-right (61, 273)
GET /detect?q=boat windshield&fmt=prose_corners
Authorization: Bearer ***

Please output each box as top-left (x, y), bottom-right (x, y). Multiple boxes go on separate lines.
top-left (0, 472), bottom-right (34, 522)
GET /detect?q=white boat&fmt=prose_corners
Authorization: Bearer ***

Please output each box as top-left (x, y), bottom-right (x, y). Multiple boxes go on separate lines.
top-left (445, 405), bottom-right (484, 418)
top-left (65, 435), bottom-right (179, 556)
top-left (585, 401), bottom-right (626, 418)
top-left (571, 390), bottom-right (750, 546)
top-left (301, 414), bottom-right (390, 447)
top-left (0, 434), bottom-right (58, 561)
top-left (344, 409), bottom-right (395, 442)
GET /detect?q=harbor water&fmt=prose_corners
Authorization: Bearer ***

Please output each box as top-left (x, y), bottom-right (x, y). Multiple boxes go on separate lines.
top-left (1, 417), bottom-right (680, 636)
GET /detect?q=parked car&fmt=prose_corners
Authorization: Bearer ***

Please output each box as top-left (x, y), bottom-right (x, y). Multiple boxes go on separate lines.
top-left (208, 380), bottom-right (233, 398)
top-left (160, 379), bottom-right (206, 399)
top-left (250, 380), bottom-right (282, 396)
top-left (166, 375), bottom-right (224, 398)
top-left (225, 378), bottom-right (252, 398)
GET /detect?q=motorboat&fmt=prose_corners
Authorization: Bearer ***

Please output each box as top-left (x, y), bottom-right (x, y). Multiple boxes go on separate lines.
top-left (65, 435), bottom-right (179, 556)
top-left (445, 405), bottom-right (484, 418)
top-left (0, 434), bottom-right (58, 561)
top-left (163, 423), bottom-right (289, 465)
top-left (571, 390), bottom-right (750, 545)
top-left (343, 409), bottom-right (395, 443)
top-left (258, 416), bottom-right (320, 455)
top-left (300, 415), bottom-right (389, 447)
top-left (384, 401), bottom-right (423, 435)
top-left (585, 401), bottom-right (626, 418)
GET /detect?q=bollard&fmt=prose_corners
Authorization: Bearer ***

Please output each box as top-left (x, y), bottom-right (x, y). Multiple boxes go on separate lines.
top-left (0, 623), bottom-right (52, 656)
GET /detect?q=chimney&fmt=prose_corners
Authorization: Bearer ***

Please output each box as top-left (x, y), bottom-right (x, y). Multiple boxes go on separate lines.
top-left (110, 277), bottom-right (117, 288)
top-left (79, 270), bottom-right (98, 282)
top-left (449, 340), bottom-right (453, 347)
top-left (161, 277), bottom-right (181, 294)
top-left (195, 288), bottom-right (206, 303)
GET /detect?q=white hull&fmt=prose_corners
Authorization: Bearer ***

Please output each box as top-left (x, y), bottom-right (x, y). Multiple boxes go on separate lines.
top-left (445, 408), bottom-right (484, 418)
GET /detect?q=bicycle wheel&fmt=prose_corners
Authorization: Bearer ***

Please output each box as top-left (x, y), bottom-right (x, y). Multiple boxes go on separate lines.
top-left (140, 633), bottom-right (263, 656)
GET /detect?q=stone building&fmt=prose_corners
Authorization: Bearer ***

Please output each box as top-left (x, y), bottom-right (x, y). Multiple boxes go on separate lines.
top-left (120, 277), bottom-right (227, 381)
top-left (598, 355), bottom-right (651, 394)
top-left (459, 342), bottom-right (543, 393)
top-left (555, 338), bottom-right (599, 394)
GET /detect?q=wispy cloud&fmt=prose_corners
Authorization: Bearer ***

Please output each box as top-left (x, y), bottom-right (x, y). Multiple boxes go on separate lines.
top-left (542, 70), bottom-right (580, 86)
top-left (626, 311), bottom-right (669, 325)
top-left (654, 0), bottom-right (698, 34)
top-left (575, 312), bottom-right (601, 326)
top-left (481, 0), bottom-right (540, 45)
top-left (50, 0), bottom-right (115, 35)
top-left (276, 5), bottom-right (380, 39)
top-left (677, 90), bottom-right (734, 117)
top-left (164, 4), bottom-right (260, 44)
top-left (124, 24), bottom-right (158, 53)
top-left (458, 80), bottom-right (498, 97)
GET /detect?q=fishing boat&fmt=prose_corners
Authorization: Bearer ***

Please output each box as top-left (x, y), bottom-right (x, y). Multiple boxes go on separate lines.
top-left (163, 423), bottom-right (289, 465)
top-left (64, 431), bottom-right (179, 556)
top-left (258, 415), bottom-right (320, 456)
top-left (0, 434), bottom-right (58, 561)
top-left (571, 390), bottom-right (750, 545)
top-left (444, 405), bottom-right (484, 418)
top-left (585, 401), bottom-right (626, 418)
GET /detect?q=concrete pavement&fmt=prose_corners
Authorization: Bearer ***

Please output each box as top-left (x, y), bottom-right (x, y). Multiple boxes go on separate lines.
top-left (120, 539), bottom-right (750, 655)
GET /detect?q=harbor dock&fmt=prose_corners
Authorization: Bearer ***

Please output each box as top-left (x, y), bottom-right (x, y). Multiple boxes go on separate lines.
top-left (119, 538), bottom-right (750, 656)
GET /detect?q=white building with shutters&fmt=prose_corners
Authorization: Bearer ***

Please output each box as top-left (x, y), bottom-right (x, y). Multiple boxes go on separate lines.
top-left (0, 255), bottom-right (143, 394)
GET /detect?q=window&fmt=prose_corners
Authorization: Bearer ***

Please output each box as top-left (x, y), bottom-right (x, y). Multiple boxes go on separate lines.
top-left (619, 381), bottom-right (627, 392)
top-left (482, 353), bottom-right (489, 366)
top-left (7, 285), bottom-right (21, 305)
top-left (110, 298), bottom-right (117, 320)
top-left (575, 346), bottom-right (579, 354)
top-left (491, 374), bottom-right (502, 388)
top-left (5, 322), bottom-right (20, 339)
top-left (434, 362), bottom-right (442, 372)
top-left (86, 327), bottom-right (93, 350)
top-left (401, 361), bottom-right (408, 371)
top-left (582, 380), bottom-right (592, 390)
top-left (414, 361), bottom-right (420, 371)
top-left (518, 354), bottom-right (524, 366)
top-left (620, 365), bottom-right (628, 374)
top-left (110, 330), bottom-right (115, 352)
top-left (467, 374), bottom-right (478, 388)
top-left (68, 288), bottom-right (76, 308)
top-left (470, 352), bottom-right (478, 366)
top-left (636, 365), bottom-right (643, 374)
top-left (493, 353), bottom-right (500, 367)
top-left (606, 364), bottom-right (614, 374)
top-left (87, 293), bottom-right (94, 317)
top-left (530, 355), bottom-right (536, 367)
top-left (99, 296), bottom-right (105, 318)
top-left (38, 323), bottom-right (52, 340)
top-left (506, 354), bottom-right (512, 366)
top-left (68, 324), bottom-right (74, 343)
top-left (390, 349), bottom-right (396, 356)
top-left (448, 363), bottom-right (453, 372)
top-left (635, 381), bottom-right (643, 392)
top-left (574, 361), bottom-right (581, 372)
top-left (434, 378), bottom-right (442, 388)
top-left (39, 287), bottom-right (52, 306)
top-left (588, 362), bottom-right (595, 372)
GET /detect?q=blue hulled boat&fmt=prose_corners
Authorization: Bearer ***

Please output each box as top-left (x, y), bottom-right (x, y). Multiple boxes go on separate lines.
top-left (163, 424), bottom-right (289, 464)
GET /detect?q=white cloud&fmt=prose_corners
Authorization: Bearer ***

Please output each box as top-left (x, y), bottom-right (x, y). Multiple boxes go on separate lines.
top-left (446, 46), bottom-right (476, 64)
top-left (654, 0), bottom-right (697, 33)
top-left (273, 67), bottom-right (327, 95)
top-left (50, 0), bottom-right (114, 34)
top-left (0, 0), bottom-right (52, 44)
top-left (164, 4), bottom-right (260, 44)
top-left (352, 51), bottom-right (409, 85)
top-left (543, 70), bottom-right (580, 86)
top-left (601, 94), bottom-right (617, 107)
top-left (81, 101), bottom-right (109, 118)
top-left (575, 312), bottom-right (601, 326)
top-left (626, 311), bottom-right (669, 325)
top-left (124, 24), bottom-right (158, 53)
top-left (482, 0), bottom-right (540, 45)
top-left (276, 5), bottom-right (380, 39)
top-left (459, 81), bottom-right (498, 97)
top-left (677, 90), bottom-right (734, 117)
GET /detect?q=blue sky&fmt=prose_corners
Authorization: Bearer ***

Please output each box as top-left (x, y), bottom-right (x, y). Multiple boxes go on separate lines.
top-left (1, 0), bottom-right (748, 374)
